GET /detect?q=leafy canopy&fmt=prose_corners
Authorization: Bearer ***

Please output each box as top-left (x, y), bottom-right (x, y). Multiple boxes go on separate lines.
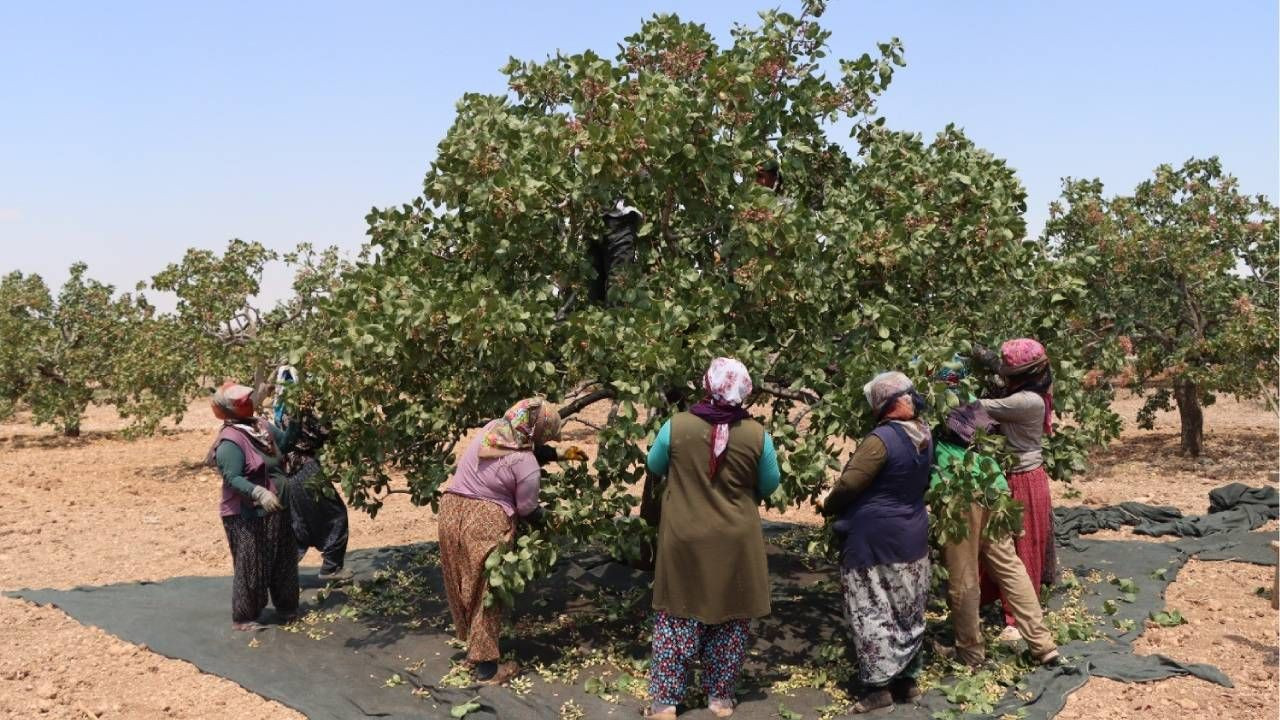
top-left (1046, 157), bottom-right (1277, 453)
top-left (297, 0), bottom-right (1121, 569)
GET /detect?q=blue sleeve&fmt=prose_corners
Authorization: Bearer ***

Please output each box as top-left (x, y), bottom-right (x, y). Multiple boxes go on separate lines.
top-left (757, 432), bottom-right (781, 498)
top-left (646, 419), bottom-right (673, 476)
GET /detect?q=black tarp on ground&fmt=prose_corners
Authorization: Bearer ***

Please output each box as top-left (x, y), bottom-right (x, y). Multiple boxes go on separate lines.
top-left (9, 518), bottom-right (1249, 720)
top-left (1054, 483), bottom-right (1278, 566)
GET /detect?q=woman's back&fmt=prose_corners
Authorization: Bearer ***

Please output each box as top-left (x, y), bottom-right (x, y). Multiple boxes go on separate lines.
top-left (653, 412), bottom-right (770, 624)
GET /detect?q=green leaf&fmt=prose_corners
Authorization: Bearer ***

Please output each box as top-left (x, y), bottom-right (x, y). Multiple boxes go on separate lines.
top-left (777, 703), bottom-right (803, 720)
top-left (450, 698), bottom-right (483, 717)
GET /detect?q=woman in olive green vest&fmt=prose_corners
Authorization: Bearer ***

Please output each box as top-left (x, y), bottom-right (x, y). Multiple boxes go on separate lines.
top-left (643, 358), bottom-right (781, 719)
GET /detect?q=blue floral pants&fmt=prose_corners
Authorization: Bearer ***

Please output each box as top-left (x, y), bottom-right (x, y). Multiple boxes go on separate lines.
top-left (648, 611), bottom-right (751, 706)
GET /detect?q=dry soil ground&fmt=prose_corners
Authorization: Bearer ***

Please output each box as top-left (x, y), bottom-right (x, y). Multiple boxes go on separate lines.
top-left (0, 394), bottom-right (1275, 719)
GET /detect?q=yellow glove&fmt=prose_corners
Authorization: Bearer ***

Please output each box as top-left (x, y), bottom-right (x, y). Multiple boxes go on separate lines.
top-left (559, 446), bottom-right (589, 462)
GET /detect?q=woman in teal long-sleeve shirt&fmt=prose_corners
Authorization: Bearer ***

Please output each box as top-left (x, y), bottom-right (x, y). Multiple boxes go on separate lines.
top-left (641, 357), bottom-right (780, 720)
top-left (205, 382), bottom-right (300, 631)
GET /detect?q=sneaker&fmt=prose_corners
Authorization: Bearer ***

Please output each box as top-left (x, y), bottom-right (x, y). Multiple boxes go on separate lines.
top-left (1037, 649), bottom-right (1062, 666)
top-left (318, 567), bottom-right (354, 583)
top-left (997, 625), bottom-right (1023, 647)
top-left (232, 622), bottom-right (267, 632)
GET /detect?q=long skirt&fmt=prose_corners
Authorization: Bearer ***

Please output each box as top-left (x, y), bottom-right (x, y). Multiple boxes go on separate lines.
top-left (222, 512), bottom-right (300, 623)
top-left (281, 459), bottom-right (350, 574)
top-left (840, 556), bottom-right (929, 687)
top-left (982, 465), bottom-right (1056, 625)
top-left (648, 611), bottom-right (751, 706)
top-left (438, 493), bottom-right (513, 663)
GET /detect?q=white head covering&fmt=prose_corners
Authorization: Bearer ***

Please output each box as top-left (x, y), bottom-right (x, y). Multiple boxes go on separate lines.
top-left (863, 371), bottom-right (914, 417)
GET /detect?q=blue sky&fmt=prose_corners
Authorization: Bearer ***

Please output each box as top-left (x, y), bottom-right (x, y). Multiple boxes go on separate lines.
top-left (2, 1), bottom-right (1276, 304)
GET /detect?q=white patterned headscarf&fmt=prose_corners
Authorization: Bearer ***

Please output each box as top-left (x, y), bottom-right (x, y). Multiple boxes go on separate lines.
top-left (692, 357), bottom-right (754, 477)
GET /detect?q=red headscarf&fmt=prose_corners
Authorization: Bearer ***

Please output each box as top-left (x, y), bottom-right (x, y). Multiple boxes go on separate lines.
top-left (999, 338), bottom-right (1054, 436)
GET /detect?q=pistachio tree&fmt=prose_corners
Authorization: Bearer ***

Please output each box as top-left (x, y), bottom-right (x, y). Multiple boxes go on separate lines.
top-left (295, 4), bottom-right (1120, 588)
top-left (130, 239), bottom-right (348, 431)
top-left (1045, 157), bottom-right (1277, 456)
top-left (0, 264), bottom-right (143, 436)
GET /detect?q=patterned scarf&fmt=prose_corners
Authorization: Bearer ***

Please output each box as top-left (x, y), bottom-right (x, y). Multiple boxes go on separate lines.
top-left (689, 357), bottom-right (754, 478)
top-left (478, 398), bottom-right (562, 459)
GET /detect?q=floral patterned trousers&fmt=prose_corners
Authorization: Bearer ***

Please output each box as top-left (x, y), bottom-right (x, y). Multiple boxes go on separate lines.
top-left (648, 611), bottom-right (751, 706)
top-left (840, 556), bottom-right (929, 687)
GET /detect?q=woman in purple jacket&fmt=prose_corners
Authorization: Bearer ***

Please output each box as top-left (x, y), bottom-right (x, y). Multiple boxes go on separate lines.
top-left (821, 371), bottom-right (932, 713)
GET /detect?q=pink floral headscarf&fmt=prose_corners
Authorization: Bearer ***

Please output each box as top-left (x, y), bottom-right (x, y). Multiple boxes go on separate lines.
top-left (691, 357), bottom-right (754, 477)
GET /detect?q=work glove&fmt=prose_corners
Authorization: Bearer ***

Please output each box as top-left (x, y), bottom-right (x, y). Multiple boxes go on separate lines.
top-left (558, 445), bottom-right (588, 462)
top-left (251, 485), bottom-right (283, 513)
top-left (533, 444), bottom-right (558, 466)
top-left (969, 344), bottom-right (1002, 373)
top-left (524, 505), bottom-right (550, 527)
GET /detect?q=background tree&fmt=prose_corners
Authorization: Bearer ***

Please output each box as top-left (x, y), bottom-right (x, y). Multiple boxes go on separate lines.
top-left (295, 0), bottom-right (1123, 594)
top-left (1046, 157), bottom-right (1277, 456)
top-left (0, 264), bottom-right (143, 436)
top-left (138, 239), bottom-right (348, 429)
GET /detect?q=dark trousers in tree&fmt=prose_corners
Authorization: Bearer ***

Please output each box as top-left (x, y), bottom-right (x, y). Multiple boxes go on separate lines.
top-left (222, 512), bottom-right (300, 623)
top-left (281, 459), bottom-right (350, 574)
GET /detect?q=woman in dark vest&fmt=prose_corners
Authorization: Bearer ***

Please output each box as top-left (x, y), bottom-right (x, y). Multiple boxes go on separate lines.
top-left (821, 371), bottom-right (932, 713)
top-left (643, 357), bottom-right (781, 720)
top-left (206, 381), bottom-right (300, 631)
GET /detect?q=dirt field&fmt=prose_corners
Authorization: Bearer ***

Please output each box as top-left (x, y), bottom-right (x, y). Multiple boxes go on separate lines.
top-left (0, 393), bottom-right (1275, 719)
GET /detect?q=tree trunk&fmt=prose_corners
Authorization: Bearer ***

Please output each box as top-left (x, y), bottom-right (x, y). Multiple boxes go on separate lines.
top-left (63, 421), bottom-right (81, 438)
top-left (1173, 377), bottom-right (1203, 457)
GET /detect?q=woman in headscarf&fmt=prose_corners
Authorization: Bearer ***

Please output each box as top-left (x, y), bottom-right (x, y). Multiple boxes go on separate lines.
top-left (642, 357), bottom-right (781, 720)
top-left (979, 338), bottom-right (1057, 644)
top-left (821, 371), bottom-right (931, 713)
top-left (929, 363), bottom-right (1060, 667)
top-left (206, 381), bottom-right (301, 631)
top-left (438, 397), bottom-right (566, 685)
top-left (273, 366), bottom-right (352, 583)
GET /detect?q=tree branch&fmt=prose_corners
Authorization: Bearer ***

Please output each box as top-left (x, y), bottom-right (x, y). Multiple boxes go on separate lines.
top-left (559, 387), bottom-right (616, 418)
top-left (758, 382), bottom-right (821, 405)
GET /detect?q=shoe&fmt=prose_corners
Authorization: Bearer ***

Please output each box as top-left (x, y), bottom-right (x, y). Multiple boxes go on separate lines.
top-left (642, 705), bottom-right (677, 720)
top-left (476, 661), bottom-right (520, 686)
top-left (997, 625), bottom-right (1023, 647)
top-left (851, 688), bottom-right (893, 714)
top-left (318, 567), bottom-right (354, 583)
top-left (1037, 649), bottom-right (1062, 666)
top-left (890, 677), bottom-right (922, 702)
top-left (708, 697), bottom-right (734, 717)
top-left (232, 622), bottom-right (267, 632)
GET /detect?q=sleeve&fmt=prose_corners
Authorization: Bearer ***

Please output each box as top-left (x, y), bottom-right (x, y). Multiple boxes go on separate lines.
top-left (756, 432), bottom-right (781, 499)
top-left (821, 435), bottom-right (887, 517)
top-left (512, 455), bottom-right (543, 517)
top-left (979, 392), bottom-right (1043, 424)
top-left (214, 440), bottom-right (259, 498)
top-left (645, 419), bottom-right (673, 476)
top-left (269, 419), bottom-right (301, 454)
